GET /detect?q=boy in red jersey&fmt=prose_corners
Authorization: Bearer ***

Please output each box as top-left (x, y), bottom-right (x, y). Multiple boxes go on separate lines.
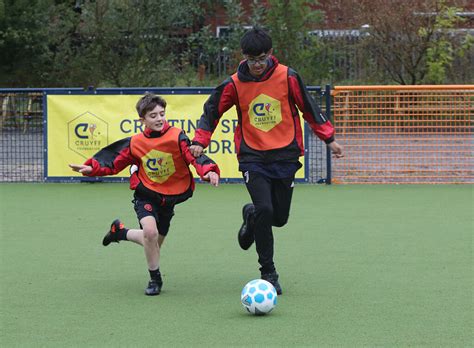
top-left (70, 93), bottom-right (219, 296)
top-left (190, 28), bottom-right (343, 294)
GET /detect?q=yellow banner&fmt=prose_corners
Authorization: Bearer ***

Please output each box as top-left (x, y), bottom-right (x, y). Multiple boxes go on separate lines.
top-left (47, 94), bottom-right (305, 179)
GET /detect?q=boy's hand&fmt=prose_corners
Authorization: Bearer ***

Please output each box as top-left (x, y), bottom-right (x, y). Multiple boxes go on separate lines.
top-left (189, 145), bottom-right (204, 157)
top-left (69, 164), bottom-right (93, 174)
top-left (328, 141), bottom-right (344, 158)
top-left (203, 171), bottom-right (219, 187)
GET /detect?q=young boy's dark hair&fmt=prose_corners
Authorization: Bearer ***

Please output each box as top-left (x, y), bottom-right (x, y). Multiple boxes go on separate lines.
top-left (240, 28), bottom-right (272, 56)
top-left (136, 93), bottom-right (167, 118)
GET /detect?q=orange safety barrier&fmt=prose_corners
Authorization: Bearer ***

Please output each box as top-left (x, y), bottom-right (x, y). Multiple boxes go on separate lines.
top-left (331, 85), bottom-right (473, 184)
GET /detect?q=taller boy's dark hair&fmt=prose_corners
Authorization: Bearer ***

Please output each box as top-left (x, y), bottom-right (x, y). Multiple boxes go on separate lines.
top-left (240, 28), bottom-right (272, 56)
top-left (136, 93), bottom-right (167, 118)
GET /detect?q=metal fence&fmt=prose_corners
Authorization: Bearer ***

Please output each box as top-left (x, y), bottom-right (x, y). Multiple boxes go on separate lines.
top-left (332, 85), bottom-right (474, 184)
top-left (196, 32), bottom-right (474, 85)
top-left (307, 86), bottom-right (330, 184)
top-left (3, 86), bottom-right (472, 185)
top-left (0, 89), bottom-right (45, 182)
top-left (0, 87), bottom-right (329, 183)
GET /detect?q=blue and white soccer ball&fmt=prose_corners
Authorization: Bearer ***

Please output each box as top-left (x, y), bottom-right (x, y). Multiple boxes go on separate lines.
top-left (240, 279), bottom-right (277, 315)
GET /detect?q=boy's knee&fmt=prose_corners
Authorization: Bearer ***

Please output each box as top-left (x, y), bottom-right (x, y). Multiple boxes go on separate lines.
top-left (143, 226), bottom-right (158, 241)
top-left (256, 204), bottom-right (273, 221)
top-left (273, 215), bottom-right (289, 227)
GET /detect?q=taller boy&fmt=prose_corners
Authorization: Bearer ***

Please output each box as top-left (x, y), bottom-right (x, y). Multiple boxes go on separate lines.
top-left (190, 28), bottom-right (343, 294)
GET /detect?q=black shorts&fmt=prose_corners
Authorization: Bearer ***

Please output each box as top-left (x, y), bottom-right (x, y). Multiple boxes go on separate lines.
top-left (132, 196), bottom-right (175, 236)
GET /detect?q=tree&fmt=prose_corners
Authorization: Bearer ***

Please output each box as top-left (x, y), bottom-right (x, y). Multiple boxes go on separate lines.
top-left (264, 0), bottom-right (327, 84)
top-left (0, 0), bottom-right (53, 86)
top-left (72, 0), bottom-right (210, 87)
top-left (187, 0), bottom-right (252, 82)
top-left (0, 0), bottom-right (223, 87)
top-left (327, 0), bottom-right (471, 84)
top-left (420, 0), bottom-right (473, 83)
top-left (0, 0), bottom-right (4, 21)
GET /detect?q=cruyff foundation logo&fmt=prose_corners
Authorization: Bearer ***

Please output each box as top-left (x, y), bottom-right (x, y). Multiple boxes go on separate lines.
top-left (248, 94), bottom-right (282, 132)
top-left (142, 149), bottom-right (176, 184)
top-left (68, 112), bottom-right (108, 159)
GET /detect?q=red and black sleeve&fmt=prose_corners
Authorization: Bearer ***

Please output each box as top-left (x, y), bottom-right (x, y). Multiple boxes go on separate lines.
top-left (288, 69), bottom-right (335, 144)
top-left (192, 78), bottom-right (237, 149)
top-left (83, 137), bottom-right (137, 176)
top-left (179, 132), bottom-right (220, 178)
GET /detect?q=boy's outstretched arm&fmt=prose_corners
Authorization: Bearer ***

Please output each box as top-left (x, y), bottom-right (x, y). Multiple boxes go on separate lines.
top-left (68, 137), bottom-right (135, 177)
top-left (69, 164), bottom-right (93, 174)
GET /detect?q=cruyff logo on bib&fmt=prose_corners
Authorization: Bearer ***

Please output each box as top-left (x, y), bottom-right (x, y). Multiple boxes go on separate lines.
top-left (252, 103), bottom-right (273, 117)
top-left (142, 150), bottom-right (175, 184)
top-left (248, 94), bottom-right (282, 132)
top-left (146, 157), bottom-right (164, 171)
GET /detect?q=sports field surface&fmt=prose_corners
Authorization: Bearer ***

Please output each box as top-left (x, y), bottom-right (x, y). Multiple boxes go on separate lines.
top-left (1, 183), bottom-right (472, 346)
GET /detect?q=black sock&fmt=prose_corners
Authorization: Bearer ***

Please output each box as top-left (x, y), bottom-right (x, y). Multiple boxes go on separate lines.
top-left (115, 228), bottom-right (128, 241)
top-left (260, 265), bottom-right (276, 275)
top-left (149, 268), bottom-right (161, 281)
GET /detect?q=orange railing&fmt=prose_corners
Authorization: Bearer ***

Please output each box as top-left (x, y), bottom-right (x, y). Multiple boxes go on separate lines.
top-left (331, 85), bottom-right (473, 184)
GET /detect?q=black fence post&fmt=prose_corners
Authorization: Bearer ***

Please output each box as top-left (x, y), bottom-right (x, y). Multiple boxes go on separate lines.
top-left (325, 84), bottom-right (332, 185)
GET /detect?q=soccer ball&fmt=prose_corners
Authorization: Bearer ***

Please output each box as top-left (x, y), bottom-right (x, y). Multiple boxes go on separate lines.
top-left (240, 279), bottom-right (277, 315)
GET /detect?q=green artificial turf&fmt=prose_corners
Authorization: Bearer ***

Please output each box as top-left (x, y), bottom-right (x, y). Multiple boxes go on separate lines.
top-left (0, 183), bottom-right (472, 346)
